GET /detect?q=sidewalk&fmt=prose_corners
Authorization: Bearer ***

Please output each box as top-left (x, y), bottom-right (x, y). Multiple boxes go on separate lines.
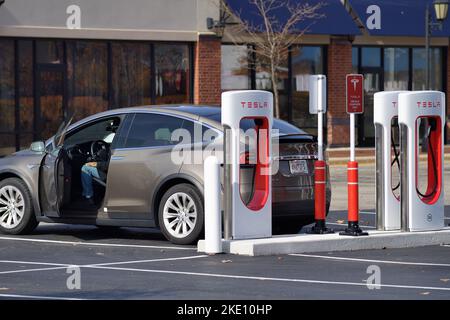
top-left (327, 145), bottom-right (450, 166)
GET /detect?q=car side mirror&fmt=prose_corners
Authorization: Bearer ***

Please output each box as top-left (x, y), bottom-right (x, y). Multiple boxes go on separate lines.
top-left (30, 141), bottom-right (45, 153)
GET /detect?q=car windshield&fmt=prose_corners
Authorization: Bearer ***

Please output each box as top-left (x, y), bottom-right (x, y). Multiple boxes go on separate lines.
top-left (206, 113), bottom-right (307, 136)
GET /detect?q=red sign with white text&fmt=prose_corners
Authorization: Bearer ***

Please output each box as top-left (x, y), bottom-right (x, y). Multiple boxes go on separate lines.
top-left (346, 74), bottom-right (364, 114)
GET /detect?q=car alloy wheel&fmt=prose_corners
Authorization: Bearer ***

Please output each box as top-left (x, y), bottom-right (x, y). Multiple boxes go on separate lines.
top-left (162, 192), bottom-right (197, 239)
top-left (0, 185), bottom-right (25, 229)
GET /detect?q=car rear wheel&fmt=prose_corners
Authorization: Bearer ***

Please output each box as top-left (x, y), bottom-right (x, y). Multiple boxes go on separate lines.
top-left (0, 178), bottom-right (38, 235)
top-left (158, 184), bottom-right (204, 245)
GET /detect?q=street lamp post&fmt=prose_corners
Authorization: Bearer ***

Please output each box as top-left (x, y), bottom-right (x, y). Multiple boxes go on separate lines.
top-left (425, 0), bottom-right (449, 90)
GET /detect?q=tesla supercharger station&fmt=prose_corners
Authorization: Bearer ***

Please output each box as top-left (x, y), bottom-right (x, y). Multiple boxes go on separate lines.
top-left (374, 91), bottom-right (407, 231)
top-left (398, 91), bottom-right (445, 232)
top-left (222, 90), bottom-right (273, 240)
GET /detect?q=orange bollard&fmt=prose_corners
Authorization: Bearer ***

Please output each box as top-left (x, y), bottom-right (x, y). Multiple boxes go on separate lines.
top-left (340, 161), bottom-right (368, 236)
top-left (308, 160), bottom-right (334, 234)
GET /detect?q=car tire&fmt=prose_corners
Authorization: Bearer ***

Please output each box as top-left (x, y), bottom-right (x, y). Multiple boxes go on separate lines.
top-left (0, 178), bottom-right (38, 235)
top-left (158, 183), bottom-right (204, 245)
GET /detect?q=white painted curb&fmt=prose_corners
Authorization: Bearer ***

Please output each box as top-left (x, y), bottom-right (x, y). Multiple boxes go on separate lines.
top-left (198, 228), bottom-right (450, 256)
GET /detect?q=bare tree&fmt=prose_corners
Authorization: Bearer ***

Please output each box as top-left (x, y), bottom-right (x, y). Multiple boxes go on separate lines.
top-left (221, 0), bottom-right (324, 118)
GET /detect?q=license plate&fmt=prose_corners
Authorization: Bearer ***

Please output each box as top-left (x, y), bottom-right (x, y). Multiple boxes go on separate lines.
top-left (289, 159), bottom-right (308, 174)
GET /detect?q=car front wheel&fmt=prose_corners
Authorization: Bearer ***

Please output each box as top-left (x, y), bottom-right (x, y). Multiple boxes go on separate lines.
top-left (0, 178), bottom-right (38, 235)
top-left (158, 183), bottom-right (204, 245)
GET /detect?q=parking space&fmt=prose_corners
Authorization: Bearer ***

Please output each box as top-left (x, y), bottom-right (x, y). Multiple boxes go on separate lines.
top-left (1, 226), bottom-right (450, 299)
top-left (0, 162), bottom-right (449, 300)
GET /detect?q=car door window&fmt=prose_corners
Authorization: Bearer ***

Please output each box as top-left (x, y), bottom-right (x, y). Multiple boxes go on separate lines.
top-left (181, 120), bottom-right (219, 144)
top-left (123, 113), bottom-right (185, 148)
top-left (64, 117), bottom-right (121, 147)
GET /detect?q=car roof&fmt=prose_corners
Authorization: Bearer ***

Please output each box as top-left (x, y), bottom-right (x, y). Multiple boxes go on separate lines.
top-left (64, 104), bottom-right (307, 137)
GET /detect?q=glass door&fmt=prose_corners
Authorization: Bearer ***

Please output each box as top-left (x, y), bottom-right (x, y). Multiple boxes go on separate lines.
top-left (35, 66), bottom-right (66, 141)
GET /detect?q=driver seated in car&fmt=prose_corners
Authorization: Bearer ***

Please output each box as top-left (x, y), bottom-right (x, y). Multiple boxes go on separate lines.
top-left (81, 146), bottom-right (109, 205)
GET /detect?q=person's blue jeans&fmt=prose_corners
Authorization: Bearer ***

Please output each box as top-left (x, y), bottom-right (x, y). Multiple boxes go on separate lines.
top-left (81, 164), bottom-right (100, 198)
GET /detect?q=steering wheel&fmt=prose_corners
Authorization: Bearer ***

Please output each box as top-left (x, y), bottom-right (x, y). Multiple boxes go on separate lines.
top-left (90, 140), bottom-right (109, 161)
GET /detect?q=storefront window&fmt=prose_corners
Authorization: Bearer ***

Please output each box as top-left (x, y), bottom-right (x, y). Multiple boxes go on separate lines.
top-left (384, 47), bottom-right (409, 91)
top-left (18, 40), bottom-right (34, 149)
top-left (255, 51), bottom-right (289, 120)
top-left (291, 46), bottom-right (324, 134)
top-left (0, 39), bottom-right (16, 155)
top-left (221, 45), bottom-right (250, 90)
top-left (111, 42), bottom-right (152, 108)
top-left (154, 44), bottom-right (191, 104)
top-left (67, 41), bottom-right (108, 121)
top-left (361, 47), bottom-right (381, 67)
top-left (352, 47), bottom-right (359, 74)
top-left (36, 40), bottom-right (64, 64)
top-left (412, 48), bottom-right (443, 91)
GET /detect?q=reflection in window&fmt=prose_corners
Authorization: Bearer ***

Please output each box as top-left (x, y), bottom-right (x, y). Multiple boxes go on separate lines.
top-left (352, 47), bottom-right (359, 74)
top-left (18, 40), bottom-right (34, 134)
top-left (36, 40), bottom-right (64, 64)
top-left (384, 48), bottom-right (409, 91)
top-left (221, 45), bottom-right (250, 90)
top-left (67, 41), bottom-right (108, 120)
top-left (361, 47), bottom-right (381, 67)
top-left (0, 39), bottom-right (16, 155)
top-left (111, 42), bottom-right (151, 108)
top-left (255, 50), bottom-right (289, 120)
top-left (154, 44), bottom-right (190, 104)
top-left (291, 46), bottom-right (324, 133)
top-left (413, 48), bottom-right (442, 91)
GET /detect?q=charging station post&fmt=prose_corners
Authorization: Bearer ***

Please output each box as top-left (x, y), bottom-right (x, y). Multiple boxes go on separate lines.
top-left (308, 75), bottom-right (333, 234)
top-left (341, 74), bottom-right (368, 237)
top-left (398, 91), bottom-right (445, 232)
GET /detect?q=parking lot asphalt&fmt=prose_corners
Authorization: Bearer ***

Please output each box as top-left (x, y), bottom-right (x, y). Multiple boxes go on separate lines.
top-left (0, 163), bottom-right (449, 300)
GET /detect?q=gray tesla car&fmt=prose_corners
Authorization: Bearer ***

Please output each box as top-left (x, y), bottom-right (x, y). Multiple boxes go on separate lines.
top-left (0, 105), bottom-right (330, 244)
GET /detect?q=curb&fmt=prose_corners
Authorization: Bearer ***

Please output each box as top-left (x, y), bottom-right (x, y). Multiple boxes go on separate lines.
top-left (198, 228), bottom-right (450, 256)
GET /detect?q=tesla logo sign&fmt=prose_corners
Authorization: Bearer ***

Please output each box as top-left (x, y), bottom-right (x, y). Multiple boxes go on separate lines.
top-left (416, 101), bottom-right (441, 108)
top-left (346, 74), bottom-right (364, 114)
top-left (240, 101), bottom-right (269, 109)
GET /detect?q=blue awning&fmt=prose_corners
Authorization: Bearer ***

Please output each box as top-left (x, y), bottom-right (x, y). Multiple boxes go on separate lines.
top-left (224, 0), bottom-right (361, 35)
top-left (348, 0), bottom-right (450, 37)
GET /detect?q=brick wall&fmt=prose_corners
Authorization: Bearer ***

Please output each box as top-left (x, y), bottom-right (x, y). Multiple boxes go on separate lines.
top-left (327, 36), bottom-right (353, 147)
top-left (194, 35), bottom-right (221, 105)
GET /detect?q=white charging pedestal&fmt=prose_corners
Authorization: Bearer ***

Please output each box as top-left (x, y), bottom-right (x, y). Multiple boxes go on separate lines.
top-left (222, 90), bottom-right (273, 240)
top-left (374, 91), bottom-right (407, 231)
top-left (398, 91), bottom-right (445, 232)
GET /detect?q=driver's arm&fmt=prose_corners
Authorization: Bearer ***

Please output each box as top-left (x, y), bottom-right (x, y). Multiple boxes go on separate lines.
top-left (86, 162), bottom-right (97, 167)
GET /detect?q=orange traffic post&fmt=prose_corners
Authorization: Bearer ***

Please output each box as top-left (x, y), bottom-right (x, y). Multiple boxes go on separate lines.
top-left (308, 160), bottom-right (333, 234)
top-left (340, 161), bottom-right (368, 236)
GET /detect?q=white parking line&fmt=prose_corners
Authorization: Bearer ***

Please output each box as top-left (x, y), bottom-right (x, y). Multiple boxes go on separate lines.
top-left (0, 256), bottom-right (208, 276)
top-left (360, 211), bottom-right (376, 215)
top-left (0, 266), bottom-right (68, 275)
top-left (89, 255), bottom-right (209, 267)
top-left (0, 293), bottom-right (82, 300)
top-left (290, 253), bottom-right (450, 267)
top-left (0, 260), bottom-right (70, 267)
top-left (86, 265), bottom-right (450, 292)
top-left (0, 236), bottom-right (195, 251)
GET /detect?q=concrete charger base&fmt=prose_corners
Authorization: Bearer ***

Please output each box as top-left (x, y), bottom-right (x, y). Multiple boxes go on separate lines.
top-left (197, 228), bottom-right (450, 256)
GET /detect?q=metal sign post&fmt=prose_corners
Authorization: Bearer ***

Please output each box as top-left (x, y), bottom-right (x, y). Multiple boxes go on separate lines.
top-left (308, 75), bottom-right (333, 234)
top-left (341, 74), bottom-right (368, 237)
